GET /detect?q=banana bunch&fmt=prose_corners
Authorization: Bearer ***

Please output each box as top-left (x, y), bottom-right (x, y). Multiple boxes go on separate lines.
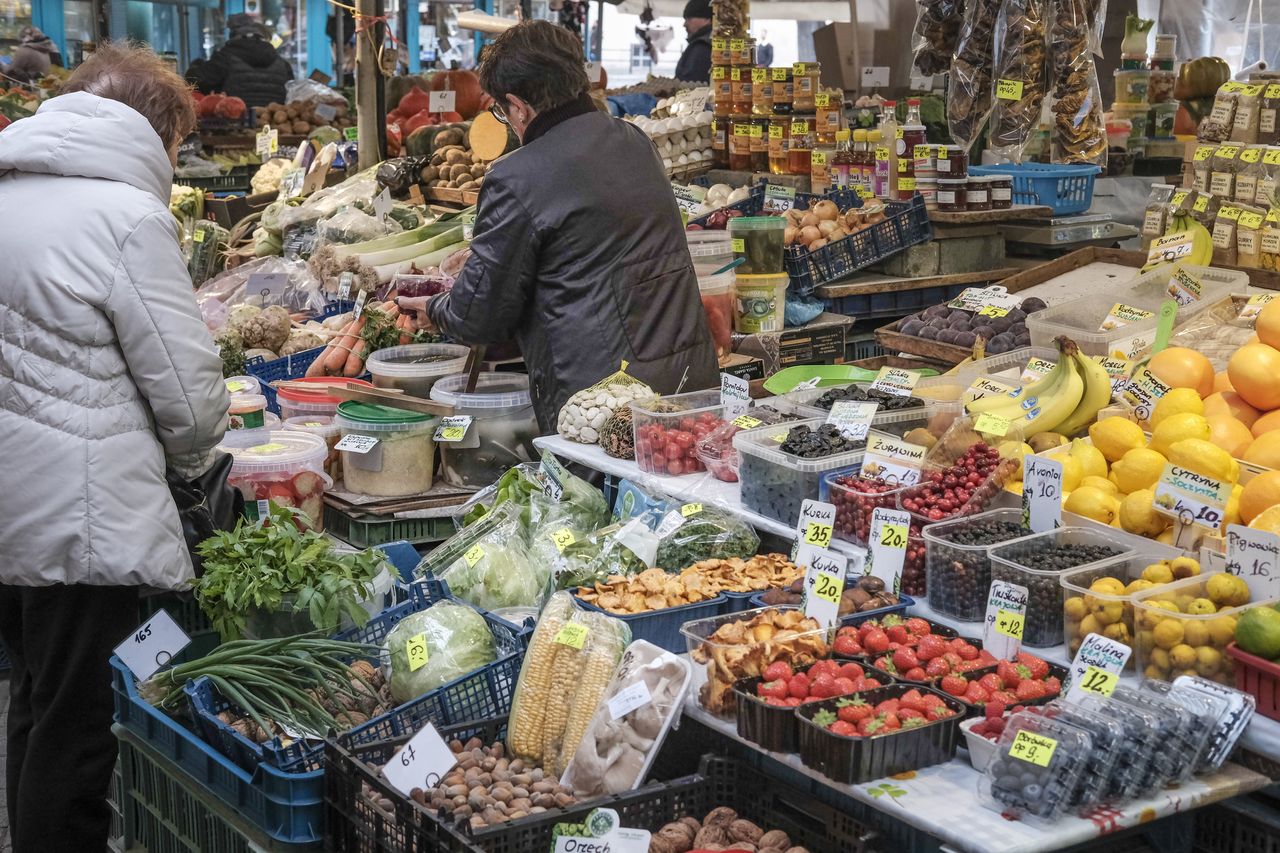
top-left (1141, 211), bottom-right (1213, 272)
top-left (964, 336), bottom-right (1112, 437)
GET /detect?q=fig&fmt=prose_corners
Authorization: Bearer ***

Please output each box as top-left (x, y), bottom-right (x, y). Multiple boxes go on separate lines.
top-left (1020, 296), bottom-right (1047, 312)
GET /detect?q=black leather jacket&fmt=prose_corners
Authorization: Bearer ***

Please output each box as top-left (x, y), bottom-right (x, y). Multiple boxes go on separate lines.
top-left (428, 95), bottom-right (719, 432)
top-left (188, 37), bottom-right (294, 108)
top-left (675, 25), bottom-right (712, 83)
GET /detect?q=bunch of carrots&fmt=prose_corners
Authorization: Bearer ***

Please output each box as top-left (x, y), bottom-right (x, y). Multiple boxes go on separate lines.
top-left (305, 300), bottom-right (418, 378)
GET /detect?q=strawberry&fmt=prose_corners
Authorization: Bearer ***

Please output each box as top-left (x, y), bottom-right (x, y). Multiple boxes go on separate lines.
top-left (984, 701), bottom-right (1006, 719)
top-left (955, 660), bottom-right (986, 673)
top-left (892, 647), bottom-right (920, 673)
top-left (757, 679), bottom-right (789, 700)
top-left (833, 677), bottom-right (857, 696)
top-left (837, 696), bottom-right (873, 722)
top-left (887, 624), bottom-right (910, 645)
top-left (828, 720), bottom-right (857, 736)
top-left (898, 707), bottom-right (926, 722)
top-left (926, 704), bottom-right (957, 721)
top-left (991, 690), bottom-right (1019, 706)
top-left (861, 677), bottom-right (882, 688)
top-left (874, 698), bottom-right (901, 716)
top-left (902, 716), bottom-right (928, 729)
top-left (810, 674), bottom-right (838, 699)
top-left (785, 696), bottom-right (803, 706)
top-left (904, 667), bottom-right (927, 682)
top-left (925, 657), bottom-right (951, 678)
top-left (996, 660), bottom-right (1021, 688)
top-left (764, 696), bottom-right (789, 706)
top-left (941, 652), bottom-right (963, 668)
top-left (764, 661), bottom-right (794, 682)
top-left (1016, 652), bottom-right (1050, 680)
top-left (862, 628), bottom-right (891, 654)
top-left (788, 674), bottom-right (810, 700)
top-left (978, 673), bottom-right (1004, 693)
top-left (876, 657), bottom-right (898, 676)
top-left (940, 675), bottom-right (968, 697)
top-left (916, 635), bottom-right (948, 662)
top-left (953, 641), bottom-right (980, 661)
top-left (1044, 676), bottom-right (1062, 696)
top-left (880, 711), bottom-right (901, 731)
top-left (1015, 679), bottom-right (1048, 700)
top-left (840, 662), bottom-right (865, 681)
top-left (858, 715), bottom-right (886, 736)
top-left (905, 617), bottom-right (932, 636)
top-left (978, 649), bottom-right (998, 666)
top-left (833, 634), bottom-right (862, 657)
top-left (965, 683), bottom-right (991, 703)
top-left (899, 689), bottom-right (928, 711)
top-left (813, 708), bottom-right (837, 730)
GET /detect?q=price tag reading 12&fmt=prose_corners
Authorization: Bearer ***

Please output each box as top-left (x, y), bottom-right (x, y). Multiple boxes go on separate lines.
top-left (1078, 665), bottom-right (1118, 697)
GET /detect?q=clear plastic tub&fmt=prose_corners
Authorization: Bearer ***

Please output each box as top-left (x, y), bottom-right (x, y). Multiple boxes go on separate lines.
top-left (366, 343), bottom-right (470, 399)
top-left (224, 375), bottom-right (261, 396)
top-left (217, 429), bottom-right (331, 529)
top-left (1038, 701), bottom-right (1127, 808)
top-left (779, 382), bottom-right (941, 421)
top-left (979, 710), bottom-right (1094, 825)
top-left (728, 216), bottom-right (786, 274)
top-left (632, 389), bottom-right (727, 477)
top-left (228, 394), bottom-right (268, 430)
top-left (1059, 555), bottom-right (1158, 667)
top-left (1137, 679), bottom-right (1223, 782)
top-left (734, 272), bottom-right (790, 333)
top-left (1026, 265), bottom-right (1248, 358)
top-left (695, 405), bottom-right (802, 482)
top-left (276, 376), bottom-right (375, 421)
top-left (1072, 692), bottom-right (1164, 801)
top-left (1168, 675), bottom-right (1256, 773)
top-left (282, 415), bottom-right (342, 482)
top-left (1109, 684), bottom-right (1205, 790)
top-left (1132, 572), bottom-right (1261, 687)
top-left (988, 527), bottom-right (1135, 648)
top-left (429, 373), bottom-right (539, 488)
top-left (1113, 69), bottom-right (1151, 103)
top-left (954, 345), bottom-right (1061, 394)
top-left (686, 230), bottom-right (734, 276)
top-left (334, 401), bottom-right (437, 497)
top-left (699, 270), bottom-right (736, 359)
top-left (924, 508), bottom-right (1037, 622)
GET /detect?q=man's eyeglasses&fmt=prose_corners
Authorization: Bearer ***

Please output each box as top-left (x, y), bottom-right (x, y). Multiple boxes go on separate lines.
top-left (489, 103), bottom-right (509, 126)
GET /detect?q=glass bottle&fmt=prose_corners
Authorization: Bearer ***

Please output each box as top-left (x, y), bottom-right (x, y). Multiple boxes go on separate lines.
top-left (811, 143), bottom-right (833, 193)
top-left (815, 90), bottom-right (840, 145)
top-left (831, 129), bottom-right (854, 190)
top-left (751, 67), bottom-right (772, 115)
top-left (768, 116), bottom-right (790, 175)
top-left (750, 118), bottom-right (768, 171)
top-left (852, 128), bottom-right (870, 190)
top-left (792, 62), bottom-right (816, 112)
top-left (878, 101), bottom-right (900, 199)
top-left (711, 114), bottom-right (729, 168)
top-left (729, 118), bottom-right (752, 170)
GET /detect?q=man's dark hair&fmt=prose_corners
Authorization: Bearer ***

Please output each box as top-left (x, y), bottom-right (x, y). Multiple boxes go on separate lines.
top-left (478, 21), bottom-right (589, 113)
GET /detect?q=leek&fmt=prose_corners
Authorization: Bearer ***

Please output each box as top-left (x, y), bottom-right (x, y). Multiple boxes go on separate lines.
top-left (332, 221), bottom-right (456, 259)
top-left (345, 225), bottom-right (465, 269)
top-left (374, 240), bottom-right (469, 282)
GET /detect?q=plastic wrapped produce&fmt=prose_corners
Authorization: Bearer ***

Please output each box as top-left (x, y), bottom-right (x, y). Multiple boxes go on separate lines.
top-left (947, 0), bottom-right (1002, 151)
top-left (434, 510), bottom-right (549, 611)
top-left (218, 430), bottom-right (331, 529)
top-left (654, 504), bottom-right (759, 570)
top-left (1048, 0), bottom-right (1107, 166)
top-left (989, 0), bottom-right (1047, 163)
top-left (979, 709), bottom-right (1093, 825)
top-left (384, 600), bottom-right (498, 704)
top-left (912, 0), bottom-right (966, 77)
top-left (1037, 702), bottom-right (1125, 808)
top-left (506, 592), bottom-right (631, 775)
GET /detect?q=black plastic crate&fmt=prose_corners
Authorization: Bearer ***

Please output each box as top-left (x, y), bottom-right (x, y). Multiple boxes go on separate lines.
top-left (0, 636), bottom-right (9, 673)
top-left (786, 196), bottom-right (933, 293)
top-left (174, 166), bottom-right (253, 192)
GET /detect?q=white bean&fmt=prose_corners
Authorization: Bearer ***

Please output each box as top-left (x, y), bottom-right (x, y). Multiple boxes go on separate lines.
top-left (581, 427), bottom-right (599, 442)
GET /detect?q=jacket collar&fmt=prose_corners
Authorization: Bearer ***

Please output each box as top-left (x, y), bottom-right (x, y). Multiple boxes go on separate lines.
top-left (522, 91), bottom-right (598, 146)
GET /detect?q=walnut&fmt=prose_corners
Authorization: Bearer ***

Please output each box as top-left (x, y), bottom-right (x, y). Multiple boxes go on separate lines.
top-left (647, 836), bottom-right (679, 853)
top-left (654, 823), bottom-right (694, 853)
top-left (759, 830), bottom-right (791, 849)
top-left (726, 845), bottom-right (757, 851)
top-left (694, 825), bottom-right (731, 847)
top-left (728, 820), bottom-right (763, 844)
top-left (679, 816), bottom-right (701, 834)
top-left (704, 806), bottom-right (738, 826)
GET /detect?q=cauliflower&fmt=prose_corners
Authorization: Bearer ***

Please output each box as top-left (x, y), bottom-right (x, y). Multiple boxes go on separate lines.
top-left (279, 327), bottom-right (325, 356)
top-left (234, 304), bottom-right (292, 351)
top-left (251, 157), bottom-right (292, 195)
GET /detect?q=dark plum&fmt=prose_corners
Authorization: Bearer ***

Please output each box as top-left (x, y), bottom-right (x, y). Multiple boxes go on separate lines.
top-left (1020, 297), bottom-right (1047, 313)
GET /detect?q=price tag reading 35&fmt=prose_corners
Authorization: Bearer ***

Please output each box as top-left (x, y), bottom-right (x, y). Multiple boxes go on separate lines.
top-left (797, 499), bottom-right (836, 549)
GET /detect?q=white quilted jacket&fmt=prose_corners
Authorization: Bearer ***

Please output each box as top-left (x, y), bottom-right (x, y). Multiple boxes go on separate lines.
top-left (0, 92), bottom-right (229, 588)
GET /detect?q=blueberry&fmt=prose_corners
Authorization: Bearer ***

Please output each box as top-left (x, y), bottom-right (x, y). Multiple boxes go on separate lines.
top-left (1022, 784), bottom-right (1042, 800)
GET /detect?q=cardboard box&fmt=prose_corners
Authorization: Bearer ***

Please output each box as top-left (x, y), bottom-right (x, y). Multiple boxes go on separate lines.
top-left (204, 191), bottom-right (277, 230)
top-left (718, 352), bottom-right (765, 383)
top-left (734, 312), bottom-right (855, 375)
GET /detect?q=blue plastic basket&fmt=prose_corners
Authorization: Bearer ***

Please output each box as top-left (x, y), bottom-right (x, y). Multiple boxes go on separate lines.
top-left (784, 195), bottom-right (933, 294)
top-left (686, 181), bottom-right (864, 229)
top-left (968, 162), bottom-right (1100, 216)
top-left (574, 592), bottom-right (726, 653)
top-left (185, 578), bottom-right (527, 775)
top-left (746, 592), bottom-right (915, 626)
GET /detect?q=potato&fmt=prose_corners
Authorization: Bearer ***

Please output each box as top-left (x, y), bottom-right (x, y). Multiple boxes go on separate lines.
top-left (293, 121), bottom-right (311, 134)
top-left (277, 122), bottom-right (294, 134)
top-left (271, 110), bottom-right (287, 124)
top-left (458, 180), bottom-right (480, 191)
top-left (448, 163), bottom-right (471, 181)
top-left (420, 165), bottom-right (440, 182)
top-left (469, 164), bottom-right (487, 179)
top-left (445, 148), bottom-right (469, 165)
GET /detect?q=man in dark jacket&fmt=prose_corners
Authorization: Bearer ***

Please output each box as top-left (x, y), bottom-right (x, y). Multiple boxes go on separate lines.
top-left (398, 21), bottom-right (718, 433)
top-left (187, 14), bottom-right (293, 108)
top-left (674, 0), bottom-right (712, 82)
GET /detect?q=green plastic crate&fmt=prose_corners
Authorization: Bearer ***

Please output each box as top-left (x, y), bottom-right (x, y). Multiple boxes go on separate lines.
top-left (323, 504), bottom-right (456, 548)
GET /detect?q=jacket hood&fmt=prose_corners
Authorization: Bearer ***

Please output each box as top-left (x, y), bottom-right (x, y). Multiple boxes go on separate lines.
top-left (225, 36), bottom-right (285, 69)
top-left (0, 92), bottom-right (171, 202)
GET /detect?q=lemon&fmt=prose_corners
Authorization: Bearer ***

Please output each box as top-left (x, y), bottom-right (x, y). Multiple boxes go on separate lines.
top-left (1208, 615), bottom-right (1238, 646)
top-left (1090, 417), bottom-right (1147, 462)
top-left (1225, 484), bottom-right (1244, 527)
top-left (1064, 596), bottom-right (1088, 621)
top-left (1167, 438), bottom-right (1240, 484)
top-left (1183, 621), bottom-right (1210, 647)
top-left (1196, 646), bottom-right (1223, 676)
top-left (1151, 388), bottom-right (1206, 427)
top-left (1175, 593), bottom-right (1197, 612)
top-left (1141, 562), bottom-right (1175, 584)
top-left (1169, 643), bottom-right (1198, 668)
top-left (1145, 664), bottom-right (1168, 679)
top-left (1082, 475), bottom-right (1120, 495)
top-left (1205, 573), bottom-right (1237, 606)
top-left (1110, 447), bottom-right (1169, 493)
top-left (998, 441), bottom-right (1034, 480)
top-left (1186, 597), bottom-right (1217, 615)
top-left (1170, 556), bottom-right (1201, 579)
top-left (1065, 486), bottom-right (1119, 524)
top-left (1079, 614), bottom-right (1102, 637)
top-left (1149, 647), bottom-right (1171, 670)
top-left (1062, 455), bottom-right (1083, 493)
top-left (1119, 489), bottom-right (1168, 537)
top-left (1157, 528), bottom-right (1176, 545)
top-left (1103, 621), bottom-right (1132, 643)
top-left (1070, 438), bottom-right (1109, 479)
top-left (1153, 619), bottom-right (1185, 649)
top-left (1126, 578), bottom-right (1157, 594)
top-left (1138, 628), bottom-right (1155, 649)
top-left (1089, 577), bottom-right (1126, 596)
top-left (1149, 412), bottom-right (1211, 456)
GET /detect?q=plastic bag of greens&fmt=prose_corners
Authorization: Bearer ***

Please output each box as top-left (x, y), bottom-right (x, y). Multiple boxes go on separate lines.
top-left (384, 600), bottom-right (498, 704)
top-left (547, 512), bottom-right (661, 591)
top-left (318, 206), bottom-right (402, 245)
top-left (653, 504), bottom-right (759, 571)
top-left (419, 502), bottom-right (551, 610)
top-left (459, 455), bottom-right (609, 540)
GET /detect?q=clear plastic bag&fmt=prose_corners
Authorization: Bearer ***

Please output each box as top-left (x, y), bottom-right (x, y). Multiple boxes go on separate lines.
top-left (317, 206), bottom-right (402, 245)
top-left (433, 504), bottom-right (550, 612)
top-left (557, 364), bottom-right (657, 445)
top-left (195, 256), bottom-right (327, 328)
top-left (278, 168), bottom-right (379, 233)
top-left (285, 78), bottom-right (348, 107)
top-left (1048, 0), bottom-right (1107, 166)
top-left (947, 0), bottom-right (1003, 152)
top-left (912, 0), bottom-right (966, 77)
top-left (988, 0), bottom-right (1047, 163)
top-left (653, 504), bottom-right (760, 570)
top-left (546, 513), bottom-right (660, 591)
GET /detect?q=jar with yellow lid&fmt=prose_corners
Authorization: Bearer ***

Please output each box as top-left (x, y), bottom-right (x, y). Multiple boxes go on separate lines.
top-left (788, 116), bottom-right (814, 176)
top-left (770, 67), bottom-right (793, 114)
top-left (768, 116), bottom-right (790, 175)
top-left (751, 67), bottom-right (773, 115)
top-left (730, 67), bottom-right (752, 114)
top-left (792, 62), bottom-right (822, 112)
top-left (815, 89), bottom-right (840, 144)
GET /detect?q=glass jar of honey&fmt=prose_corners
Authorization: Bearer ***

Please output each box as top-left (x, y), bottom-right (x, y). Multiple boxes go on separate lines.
top-left (711, 115), bottom-right (729, 168)
top-left (751, 67), bottom-right (773, 115)
top-left (730, 67), bottom-right (752, 114)
top-left (730, 37), bottom-right (755, 66)
top-left (811, 145), bottom-right (833, 193)
top-left (711, 37), bottom-right (730, 66)
top-left (712, 66), bottom-right (732, 113)
top-left (814, 90), bottom-right (840, 145)
top-left (750, 118), bottom-right (768, 171)
top-left (792, 63), bottom-right (815, 112)
top-left (768, 116), bottom-right (790, 175)
top-left (788, 116), bottom-right (814, 176)
top-left (729, 118), bottom-right (753, 171)
top-left (771, 67), bottom-right (793, 114)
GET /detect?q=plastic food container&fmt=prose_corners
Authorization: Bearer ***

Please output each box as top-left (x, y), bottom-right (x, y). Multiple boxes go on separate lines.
top-left (960, 717), bottom-right (999, 771)
top-left (734, 272), bottom-right (789, 333)
top-left (966, 176), bottom-right (992, 211)
top-left (988, 527), bottom-right (1134, 648)
top-left (1114, 69), bottom-right (1151, 103)
top-left (936, 146), bottom-right (968, 178)
top-left (217, 430), bottom-right (331, 529)
top-left (734, 417), bottom-right (872, 524)
top-left (698, 270), bottom-right (736, 359)
top-left (224, 375), bottom-right (261, 397)
top-left (1132, 572), bottom-right (1263, 687)
top-left (1072, 692), bottom-right (1165, 801)
top-left (989, 175), bottom-right (1013, 209)
top-left (728, 216), bottom-right (786, 274)
top-left (429, 373), bottom-right (539, 489)
top-left (1026, 265), bottom-right (1247, 358)
top-left (1058, 553), bottom-right (1187, 667)
top-left (392, 271), bottom-right (454, 299)
top-left (1038, 701), bottom-right (1126, 808)
top-left (366, 343), bottom-right (470, 399)
top-left (334, 401), bottom-right (437, 497)
top-left (687, 230), bottom-right (734, 277)
top-left (924, 508), bottom-right (1037, 622)
top-left (1109, 684), bottom-right (1205, 790)
top-left (276, 376), bottom-right (375, 422)
top-left (1137, 679), bottom-right (1223, 783)
top-left (282, 415), bottom-right (342, 482)
top-left (228, 394), bottom-right (269, 430)
top-left (695, 405), bottom-right (802, 482)
top-left (632, 389), bottom-right (727, 477)
top-left (1165, 675), bottom-right (1256, 773)
top-left (979, 710), bottom-right (1093, 826)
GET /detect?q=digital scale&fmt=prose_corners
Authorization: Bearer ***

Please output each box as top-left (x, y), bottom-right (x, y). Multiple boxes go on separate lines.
top-left (1001, 212), bottom-right (1140, 256)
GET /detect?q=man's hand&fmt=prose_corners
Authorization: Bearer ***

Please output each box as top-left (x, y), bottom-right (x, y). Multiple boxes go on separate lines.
top-left (396, 296), bottom-right (437, 332)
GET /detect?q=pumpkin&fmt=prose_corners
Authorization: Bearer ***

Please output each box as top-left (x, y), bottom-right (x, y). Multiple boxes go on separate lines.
top-left (397, 84), bottom-right (432, 118)
top-left (400, 108), bottom-right (436, 136)
top-left (429, 69), bottom-right (484, 119)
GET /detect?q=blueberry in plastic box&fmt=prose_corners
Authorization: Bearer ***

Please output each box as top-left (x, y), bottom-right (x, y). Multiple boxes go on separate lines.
top-left (979, 710), bottom-right (1093, 825)
top-left (1039, 701), bottom-right (1127, 809)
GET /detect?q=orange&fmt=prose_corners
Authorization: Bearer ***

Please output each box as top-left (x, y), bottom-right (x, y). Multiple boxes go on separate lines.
top-left (1252, 409), bottom-right (1280, 437)
top-left (1213, 371), bottom-right (1235, 393)
top-left (1229, 343), bottom-right (1280, 411)
top-left (1244, 431), bottom-right (1280, 469)
top-left (1147, 347), bottom-right (1215, 398)
top-left (1239, 471), bottom-right (1280, 524)
top-left (1204, 391), bottom-right (1261, 428)
top-left (1249, 333), bottom-right (1261, 345)
top-left (1256, 300), bottom-right (1280, 349)
top-left (1208, 416), bottom-right (1254, 457)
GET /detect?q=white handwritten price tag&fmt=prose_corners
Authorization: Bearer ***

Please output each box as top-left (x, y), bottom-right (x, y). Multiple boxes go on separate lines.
top-left (983, 580), bottom-right (1028, 661)
top-left (114, 610), bottom-right (192, 682)
top-left (353, 288), bottom-right (369, 320)
top-left (797, 544), bottom-right (847, 628)
top-left (382, 722), bottom-right (459, 796)
top-left (434, 415), bottom-right (473, 443)
top-left (428, 90), bottom-right (457, 113)
top-left (246, 272), bottom-right (290, 307)
top-left (539, 452), bottom-right (568, 501)
top-left (796, 499), bottom-right (836, 549)
top-left (1146, 232), bottom-right (1194, 266)
top-left (826, 400), bottom-right (878, 441)
top-left (1167, 265), bottom-right (1204, 307)
top-left (1226, 524), bottom-right (1280, 600)
top-left (255, 125), bottom-right (278, 158)
top-left (866, 507), bottom-right (910, 595)
top-left (337, 272), bottom-right (354, 301)
top-left (870, 367), bottom-right (921, 397)
top-left (861, 431), bottom-right (925, 486)
top-left (1153, 464), bottom-right (1230, 532)
top-left (372, 187), bottom-right (393, 223)
top-left (607, 681), bottom-right (653, 720)
top-left (336, 433), bottom-right (380, 454)
top-left (1065, 633), bottom-right (1131, 702)
top-left (762, 184), bottom-right (797, 213)
top-left (720, 373), bottom-right (751, 419)
top-left (1023, 455), bottom-right (1063, 533)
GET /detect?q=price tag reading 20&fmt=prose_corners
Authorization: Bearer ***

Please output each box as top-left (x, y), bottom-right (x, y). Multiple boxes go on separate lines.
top-left (797, 543), bottom-right (847, 629)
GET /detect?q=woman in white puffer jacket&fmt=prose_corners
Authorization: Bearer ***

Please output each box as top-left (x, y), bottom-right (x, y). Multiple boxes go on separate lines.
top-left (0, 42), bottom-right (228, 852)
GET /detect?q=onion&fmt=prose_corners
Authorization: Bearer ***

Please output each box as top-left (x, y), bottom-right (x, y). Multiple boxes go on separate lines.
top-left (812, 200), bottom-right (839, 221)
top-left (784, 225), bottom-right (799, 245)
top-left (800, 212), bottom-right (820, 229)
top-left (808, 238), bottom-right (828, 251)
top-left (828, 228), bottom-right (848, 241)
top-left (799, 225), bottom-right (822, 244)
top-left (818, 220), bottom-right (838, 237)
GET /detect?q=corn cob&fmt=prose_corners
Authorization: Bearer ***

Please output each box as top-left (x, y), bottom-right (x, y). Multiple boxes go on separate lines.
top-left (557, 616), bottom-right (629, 774)
top-left (507, 594), bottom-right (572, 763)
top-left (543, 631), bottom-right (588, 773)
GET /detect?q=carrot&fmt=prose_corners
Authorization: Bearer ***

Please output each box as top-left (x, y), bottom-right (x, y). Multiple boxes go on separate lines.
top-left (396, 313), bottom-right (413, 345)
top-left (324, 318), bottom-right (363, 374)
top-left (343, 338), bottom-right (369, 377)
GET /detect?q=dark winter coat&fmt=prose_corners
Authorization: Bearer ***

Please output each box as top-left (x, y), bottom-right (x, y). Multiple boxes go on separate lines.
top-left (426, 93), bottom-right (719, 433)
top-left (674, 24), bottom-right (712, 82)
top-left (187, 36), bottom-right (294, 108)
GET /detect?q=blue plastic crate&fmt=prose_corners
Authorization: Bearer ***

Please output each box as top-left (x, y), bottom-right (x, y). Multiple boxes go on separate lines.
top-left (243, 301), bottom-right (361, 415)
top-left (747, 592), bottom-right (914, 626)
top-left (968, 162), bottom-right (1100, 216)
top-left (785, 195), bottom-right (933, 294)
top-left (185, 578), bottom-right (527, 775)
top-left (574, 592), bottom-right (725, 653)
top-left (722, 590), bottom-right (763, 613)
top-left (686, 181), bottom-right (864, 229)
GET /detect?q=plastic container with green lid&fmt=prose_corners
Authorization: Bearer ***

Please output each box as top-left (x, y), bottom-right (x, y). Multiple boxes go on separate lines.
top-left (334, 402), bottom-right (437, 497)
top-left (429, 373), bottom-right (539, 488)
top-left (734, 272), bottom-right (790, 333)
top-left (276, 376), bottom-right (375, 421)
top-left (366, 343), bottom-right (471, 399)
top-left (217, 429), bottom-right (331, 528)
top-left (728, 216), bottom-right (786, 274)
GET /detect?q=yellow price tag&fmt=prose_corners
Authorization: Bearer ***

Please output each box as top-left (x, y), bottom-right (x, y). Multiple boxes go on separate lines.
top-left (733, 123), bottom-right (750, 137)
top-left (732, 415), bottom-right (762, 429)
top-left (406, 633), bottom-right (430, 672)
top-left (1240, 211), bottom-right (1266, 229)
top-left (730, 67), bottom-right (742, 81)
top-left (874, 146), bottom-right (890, 161)
top-left (731, 238), bottom-right (745, 252)
top-left (464, 544), bottom-right (485, 567)
top-left (879, 523), bottom-right (908, 549)
top-left (548, 528), bottom-right (576, 552)
top-left (1193, 145), bottom-right (1216, 162)
top-left (440, 426), bottom-right (466, 441)
top-left (1220, 205), bottom-right (1243, 221)
top-left (804, 522), bottom-right (833, 548)
top-left (792, 62), bottom-right (808, 76)
top-left (681, 503), bottom-right (703, 517)
top-left (193, 228), bottom-right (206, 243)
top-left (974, 412), bottom-right (1011, 437)
top-left (1078, 665), bottom-right (1119, 697)
top-left (555, 623), bottom-right (590, 649)
top-left (815, 93), bottom-right (831, 107)
top-left (791, 120), bottom-right (809, 135)
top-left (712, 67), bottom-right (726, 80)
top-left (1215, 145), bottom-right (1241, 159)
top-left (303, 421), bottom-right (323, 427)
top-left (812, 150), bottom-right (828, 167)
top-left (978, 305), bottom-right (1010, 318)
top-left (996, 79), bottom-right (1024, 100)
top-left (772, 68), bottom-right (788, 82)
top-left (996, 608), bottom-right (1025, 640)
top-left (812, 571), bottom-right (843, 604)
top-left (1009, 731), bottom-right (1057, 767)
top-left (768, 125), bottom-right (783, 139)
top-left (729, 38), bottom-right (745, 52)
top-left (752, 67), bottom-right (767, 84)
top-left (1241, 147), bottom-right (1264, 164)
top-left (770, 432), bottom-right (788, 443)
top-left (913, 145), bottom-right (932, 160)
top-left (1193, 195), bottom-right (1210, 213)
top-left (244, 443), bottom-right (287, 454)
top-left (1266, 149), bottom-right (1280, 165)
top-left (897, 177), bottom-right (917, 192)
